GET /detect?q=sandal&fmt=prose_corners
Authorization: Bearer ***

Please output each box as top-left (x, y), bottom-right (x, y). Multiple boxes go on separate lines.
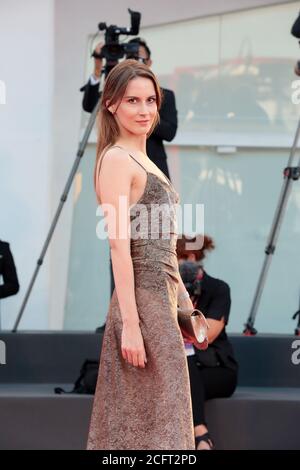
top-left (195, 432), bottom-right (214, 450)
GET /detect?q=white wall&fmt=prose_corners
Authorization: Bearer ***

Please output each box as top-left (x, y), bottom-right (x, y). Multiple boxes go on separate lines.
top-left (0, 0), bottom-right (54, 329)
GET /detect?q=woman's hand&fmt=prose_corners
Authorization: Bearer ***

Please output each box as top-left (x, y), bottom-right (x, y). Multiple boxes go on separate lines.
top-left (93, 42), bottom-right (104, 78)
top-left (121, 321), bottom-right (147, 368)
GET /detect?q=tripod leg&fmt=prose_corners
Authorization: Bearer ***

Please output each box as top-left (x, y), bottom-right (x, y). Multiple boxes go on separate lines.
top-left (244, 119), bottom-right (300, 334)
top-left (12, 98), bottom-right (101, 332)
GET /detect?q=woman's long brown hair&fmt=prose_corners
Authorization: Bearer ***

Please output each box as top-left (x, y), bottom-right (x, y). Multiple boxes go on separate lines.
top-left (93, 59), bottom-right (162, 192)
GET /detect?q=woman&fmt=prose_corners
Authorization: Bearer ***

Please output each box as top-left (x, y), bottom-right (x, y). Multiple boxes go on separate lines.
top-left (87, 60), bottom-right (195, 450)
top-left (177, 234), bottom-right (238, 450)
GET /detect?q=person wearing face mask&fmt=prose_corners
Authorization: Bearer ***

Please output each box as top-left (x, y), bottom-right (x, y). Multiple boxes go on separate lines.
top-left (177, 234), bottom-right (238, 450)
top-left (80, 37), bottom-right (178, 178)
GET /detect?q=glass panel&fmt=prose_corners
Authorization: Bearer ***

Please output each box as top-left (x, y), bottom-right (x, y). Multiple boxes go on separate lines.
top-left (64, 144), bottom-right (110, 330)
top-left (169, 145), bottom-right (300, 334)
top-left (65, 143), bottom-right (300, 334)
top-left (140, 2), bottom-right (299, 141)
top-left (67, 2), bottom-right (300, 333)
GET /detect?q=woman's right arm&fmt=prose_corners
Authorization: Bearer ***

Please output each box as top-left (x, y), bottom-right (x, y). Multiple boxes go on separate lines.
top-left (97, 148), bottom-right (147, 368)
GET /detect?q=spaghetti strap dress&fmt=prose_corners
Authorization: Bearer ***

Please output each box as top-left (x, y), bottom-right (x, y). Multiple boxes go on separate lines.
top-left (87, 145), bottom-right (195, 450)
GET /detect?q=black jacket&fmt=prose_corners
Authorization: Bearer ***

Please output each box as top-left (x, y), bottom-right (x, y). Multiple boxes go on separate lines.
top-left (0, 240), bottom-right (20, 299)
top-left (80, 81), bottom-right (178, 177)
top-left (291, 11), bottom-right (300, 38)
top-left (194, 271), bottom-right (238, 371)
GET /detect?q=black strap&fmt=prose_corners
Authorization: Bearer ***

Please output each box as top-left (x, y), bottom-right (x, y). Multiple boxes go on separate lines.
top-left (96, 145), bottom-right (148, 185)
top-left (110, 145), bottom-right (148, 174)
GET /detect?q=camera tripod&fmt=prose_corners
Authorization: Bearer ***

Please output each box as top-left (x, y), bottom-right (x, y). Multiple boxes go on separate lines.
top-left (12, 82), bottom-right (103, 332)
top-left (244, 118), bottom-right (300, 335)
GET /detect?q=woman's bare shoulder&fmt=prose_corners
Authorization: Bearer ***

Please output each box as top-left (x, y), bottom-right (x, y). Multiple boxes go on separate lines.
top-left (99, 145), bottom-right (132, 174)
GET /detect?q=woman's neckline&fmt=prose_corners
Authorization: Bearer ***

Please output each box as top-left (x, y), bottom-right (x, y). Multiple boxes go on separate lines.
top-left (130, 172), bottom-right (179, 210)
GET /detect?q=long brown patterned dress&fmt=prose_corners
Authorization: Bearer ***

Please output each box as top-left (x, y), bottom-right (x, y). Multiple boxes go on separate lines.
top-left (87, 145), bottom-right (194, 450)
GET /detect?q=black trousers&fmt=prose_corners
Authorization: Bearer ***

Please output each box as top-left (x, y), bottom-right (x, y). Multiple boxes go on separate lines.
top-left (187, 354), bottom-right (237, 427)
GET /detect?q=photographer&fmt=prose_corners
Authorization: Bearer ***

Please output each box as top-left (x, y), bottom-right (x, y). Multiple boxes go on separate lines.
top-left (0, 240), bottom-right (19, 299)
top-left (177, 234), bottom-right (238, 450)
top-left (291, 10), bottom-right (300, 76)
top-left (80, 37), bottom-right (178, 177)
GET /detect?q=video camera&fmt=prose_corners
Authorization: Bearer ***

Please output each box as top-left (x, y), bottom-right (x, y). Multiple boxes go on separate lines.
top-left (93, 8), bottom-right (141, 74)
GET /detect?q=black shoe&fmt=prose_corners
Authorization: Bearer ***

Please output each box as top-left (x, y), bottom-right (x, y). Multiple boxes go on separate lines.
top-left (195, 432), bottom-right (214, 450)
